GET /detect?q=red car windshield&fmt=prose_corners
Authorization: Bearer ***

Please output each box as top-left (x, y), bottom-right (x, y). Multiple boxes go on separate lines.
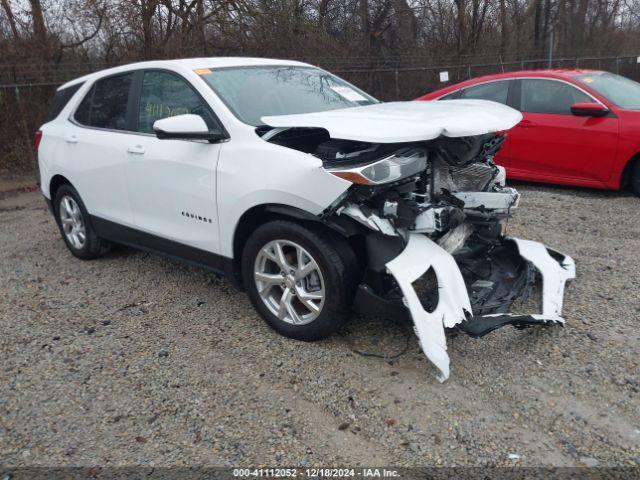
top-left (576, 72), bottom-right (640, 110)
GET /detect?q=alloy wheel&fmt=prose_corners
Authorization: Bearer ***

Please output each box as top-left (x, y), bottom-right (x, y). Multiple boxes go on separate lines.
top-left (254, 239), bottom-right (325, 325)
top-left (59, 195), bottom-right (86, 250)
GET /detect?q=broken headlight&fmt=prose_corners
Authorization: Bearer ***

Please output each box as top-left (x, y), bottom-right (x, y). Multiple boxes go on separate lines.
top-left (326, 147), bottom-right (427, 185)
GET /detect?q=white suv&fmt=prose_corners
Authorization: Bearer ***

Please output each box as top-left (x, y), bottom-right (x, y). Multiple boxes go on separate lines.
top-left (37, 57), bottom-right (575, 381)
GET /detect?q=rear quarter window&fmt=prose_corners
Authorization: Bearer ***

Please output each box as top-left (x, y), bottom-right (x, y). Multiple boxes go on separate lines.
top-left (438, 91), bottom-right (461, 100)
top-left (74, 73), bottom-right (134, 130)
top-left (458, 80), bottom-right (510, 104)
top-left (44, 83), bottom-right (83, 123)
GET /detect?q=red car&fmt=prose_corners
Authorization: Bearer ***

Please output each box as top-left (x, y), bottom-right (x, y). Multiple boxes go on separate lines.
top-left (417, 69), bottom-right (640, 195)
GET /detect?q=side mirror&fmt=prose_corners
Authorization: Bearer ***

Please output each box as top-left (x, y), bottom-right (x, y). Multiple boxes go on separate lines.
top-left (570, 102), bottom-right (609, 117)
top-left (153, 114), bottom-right (227, 142)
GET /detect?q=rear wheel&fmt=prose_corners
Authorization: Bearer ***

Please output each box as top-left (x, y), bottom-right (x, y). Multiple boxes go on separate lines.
top-left (631, 159), bottom-right (640, 196)
top-left (53, 184), bottom-right (109, 260)
top-left (241, 220), bottom-right (358, 341)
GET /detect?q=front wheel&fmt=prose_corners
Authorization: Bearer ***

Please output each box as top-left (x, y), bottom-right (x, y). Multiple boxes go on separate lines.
top-left (241, 220), bottom-right (358, 341)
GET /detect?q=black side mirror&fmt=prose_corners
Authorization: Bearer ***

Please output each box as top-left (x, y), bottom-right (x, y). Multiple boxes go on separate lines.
top-left (152, 114), bottom-right (228, 143)
top-left (570, 102), bottom-right (609, 117)
top-left (154, 128), bottom-right (228, 143)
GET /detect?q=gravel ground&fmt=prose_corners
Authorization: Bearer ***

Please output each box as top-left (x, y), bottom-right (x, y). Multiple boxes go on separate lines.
top-left (1, 182), bottom-right (639, 468)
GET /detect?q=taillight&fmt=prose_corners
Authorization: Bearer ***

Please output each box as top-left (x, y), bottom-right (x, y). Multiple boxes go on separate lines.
top-left (34, 130), bottom-right (43, 151)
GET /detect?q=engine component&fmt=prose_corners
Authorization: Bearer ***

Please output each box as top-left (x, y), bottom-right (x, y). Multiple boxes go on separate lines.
top-left (452, 189), bottom-right (520, 210)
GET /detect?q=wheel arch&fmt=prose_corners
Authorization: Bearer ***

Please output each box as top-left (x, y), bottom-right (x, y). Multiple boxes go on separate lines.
top-left (619, 152), bottom-right (640, 189)
top-left (231, 203), bottom-right (365, 286)
top-left (232, 204), bottom-right (323, 270)
top-left (49, 174), bottom-right (73, 201)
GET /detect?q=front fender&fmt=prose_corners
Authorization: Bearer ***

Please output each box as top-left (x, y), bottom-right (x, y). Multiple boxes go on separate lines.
top-left (217, 141), bottom-right (351, 258)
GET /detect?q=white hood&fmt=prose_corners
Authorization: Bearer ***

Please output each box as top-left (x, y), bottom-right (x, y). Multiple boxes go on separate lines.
top-left (262, 100), bottom-right (523, 143)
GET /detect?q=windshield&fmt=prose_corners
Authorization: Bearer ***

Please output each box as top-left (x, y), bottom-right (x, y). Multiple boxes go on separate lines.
top-left (576, 72), bottom-right (640, 110)
top-left (198, 66), bottom-right (378, 126)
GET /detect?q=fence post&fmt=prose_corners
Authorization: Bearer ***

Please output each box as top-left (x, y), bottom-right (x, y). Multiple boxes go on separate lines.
top-left (394, 69), bottom-right (399, 100)
top-left (14, 85), bottom-right (37, 177)
top-left (467, 64), bottom-right (471, 78)
top-left (616, 57), bottom-right (620, 74)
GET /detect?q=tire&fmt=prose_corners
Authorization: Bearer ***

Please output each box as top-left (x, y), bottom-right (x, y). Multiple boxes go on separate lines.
top-left (631, 159), bottom-right (640, 196)
top-left (241, 220), bottom-right (359, 341)
top-left (53, 184), bottom-right (109, 260)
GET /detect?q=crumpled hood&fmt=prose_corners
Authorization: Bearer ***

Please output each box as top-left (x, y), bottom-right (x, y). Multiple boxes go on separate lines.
top-left (261, 100), bottom-right (523, 143)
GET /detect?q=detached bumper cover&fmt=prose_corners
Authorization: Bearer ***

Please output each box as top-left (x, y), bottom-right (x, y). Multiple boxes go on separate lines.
top-left (386, 234), bottom-right (472, 383)
top-left (385, 233), bottom-right (575, 382)
top-left (510, 238), bottom-right (576, 319)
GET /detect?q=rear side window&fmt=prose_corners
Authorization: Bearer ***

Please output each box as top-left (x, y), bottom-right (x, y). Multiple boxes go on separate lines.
top-left (438, 90), bottom-right (460, 100)
top-left (44, 83), bottom-right (83, 123)
top-left (520, 79), bottom-right (591, 114)
top-left (438, 91), bottom-right (460, 100)
top-left (74, 73), bottom-right (134, 130)
top-left (137, 70), bottom-right (217, 134)
top-left (459, 80), bottom-right (510, 104)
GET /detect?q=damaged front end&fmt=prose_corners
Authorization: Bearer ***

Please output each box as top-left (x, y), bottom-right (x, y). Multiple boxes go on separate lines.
top-left (261, 122), bottom-right (575, 382)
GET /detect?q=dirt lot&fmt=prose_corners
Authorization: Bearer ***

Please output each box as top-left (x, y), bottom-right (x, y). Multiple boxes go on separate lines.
top-left (1, 181), bottom-right (639, 468)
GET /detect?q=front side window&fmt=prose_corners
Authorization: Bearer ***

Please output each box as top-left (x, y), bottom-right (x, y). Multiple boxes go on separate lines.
top-left (575, 72), bottom-right (640, 110)
top-left (137, 71), bottom-right (217, 134)
top-left (459, 81), bottom-right (510, 104)
top-left (199, 66), bottom-right (378, 126)
top-left (520, 79), bottom-right (591, 114)
top-left (74, 73), bottom-right (133, 130)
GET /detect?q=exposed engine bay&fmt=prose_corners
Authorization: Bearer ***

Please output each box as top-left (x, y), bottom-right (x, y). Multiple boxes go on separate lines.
top-left (261, 126), bottom-right (575, 382)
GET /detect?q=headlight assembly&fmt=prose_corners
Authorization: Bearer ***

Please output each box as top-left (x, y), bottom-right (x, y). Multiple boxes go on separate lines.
top-left (326, 147), bottom-right (427, 185)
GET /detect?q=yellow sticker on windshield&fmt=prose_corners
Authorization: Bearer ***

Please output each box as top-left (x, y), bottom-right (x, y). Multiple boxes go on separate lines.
top-left (582, 77), bottom-right (594, 83)
top-left (194, 68), bottom-right (212, 75)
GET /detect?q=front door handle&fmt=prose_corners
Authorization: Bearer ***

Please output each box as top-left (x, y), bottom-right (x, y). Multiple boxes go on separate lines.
top-left (127, 145), bottom-right (146, 155)
top-left (517, 120), bottom-right (537, 128)
top-left (65, 134), bottom-right (78, 144)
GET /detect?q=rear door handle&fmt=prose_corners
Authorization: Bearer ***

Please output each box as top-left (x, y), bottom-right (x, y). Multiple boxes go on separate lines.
top-left (127, 145), bottom-right (145, 155)
top-left (65, 134), bottom-right (78, 144)
top-left (517, 120), bottom-right (537, 128)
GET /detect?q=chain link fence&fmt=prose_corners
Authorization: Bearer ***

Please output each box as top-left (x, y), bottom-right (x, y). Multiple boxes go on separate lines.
top-left (2, 54), bottom-right (639, 176)
top-left (332, 54), bottom-right (640, 100)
